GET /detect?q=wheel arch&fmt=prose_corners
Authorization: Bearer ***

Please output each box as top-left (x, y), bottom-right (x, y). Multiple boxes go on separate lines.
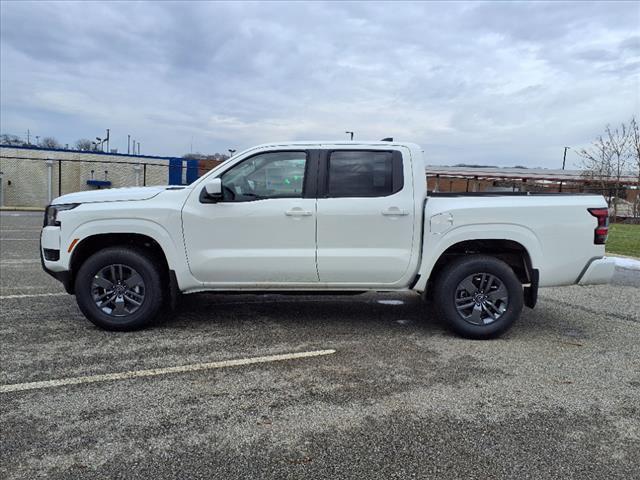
top-left (428, 239), bottom-right (533, 285)
top-left (415, 226), bottom-right (541, 308)
top-left (68, 233), bottom-right (171, 295)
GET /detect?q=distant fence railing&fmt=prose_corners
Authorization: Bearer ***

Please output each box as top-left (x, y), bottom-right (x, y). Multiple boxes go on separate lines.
top-left (426, 172), bottom-right (640, 218)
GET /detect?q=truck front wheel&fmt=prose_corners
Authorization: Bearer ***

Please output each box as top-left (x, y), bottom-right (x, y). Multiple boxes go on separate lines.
top-left (434, 255), bottom-right (523, 339)
top-left (74, 247), bottom-right (164, 331)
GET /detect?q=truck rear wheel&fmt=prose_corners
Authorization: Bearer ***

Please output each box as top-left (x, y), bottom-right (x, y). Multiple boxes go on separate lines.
top-left (74, 247), bottom-right (164, 331)
top-left (434, 255), bottom-right (523, 339)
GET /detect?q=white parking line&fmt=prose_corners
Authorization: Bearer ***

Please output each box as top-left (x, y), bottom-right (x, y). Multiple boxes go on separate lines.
top-left (378, 300), bottom-right (404, 305)
top-left (0, 349), bottom-right (336, 393)
top-left (0, 292), bottom-right (67, 299)
top-left (0, 259), bottom-right (41, 265)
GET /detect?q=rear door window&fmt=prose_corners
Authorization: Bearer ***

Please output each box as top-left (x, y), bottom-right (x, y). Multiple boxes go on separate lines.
top-left (327, 150), bottom-right (402, 197)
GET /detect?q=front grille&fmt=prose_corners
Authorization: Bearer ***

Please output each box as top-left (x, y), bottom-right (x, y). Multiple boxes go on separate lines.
top-left (43, 249), bottom-right (60, 261)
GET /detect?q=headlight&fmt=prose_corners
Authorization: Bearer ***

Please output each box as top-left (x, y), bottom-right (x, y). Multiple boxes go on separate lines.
top-left (43, 204), bottom-right (79, 227)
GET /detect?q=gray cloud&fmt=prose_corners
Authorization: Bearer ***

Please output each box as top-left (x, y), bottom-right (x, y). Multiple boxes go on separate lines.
top-left (1, 0), bottom-right (638, 167)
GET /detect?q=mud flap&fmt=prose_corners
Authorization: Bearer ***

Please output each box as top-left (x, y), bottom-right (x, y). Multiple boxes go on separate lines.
top-left (168, 270), bottom-right (180, 311)
top-left (524, 269), bottom-right (539, 308)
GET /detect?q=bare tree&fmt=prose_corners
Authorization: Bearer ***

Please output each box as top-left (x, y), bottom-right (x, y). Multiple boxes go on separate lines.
top-left (606, 123), bottom-right (629, 217)
top-left (0, 134), bottom-right (25, 146)
top-left (629, 116), bottom-right (640, 218)
top-left (39, 136), bottom-right (62, 149)
top-left (75, 138), bottom-right (94, 151)
top-left (580, 134), bottom-right (613, 202)
top-left (182, 152), bottom-right (230, 161)
top-left (580, 122), bottom-right (630, 217)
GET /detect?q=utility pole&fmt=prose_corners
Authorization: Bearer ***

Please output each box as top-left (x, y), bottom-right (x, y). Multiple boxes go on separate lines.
top-left (345, 131), bottom-right (354, 141)
top-left (132, 139), bottom-right (135, 155)
top-left (562, 146), bottom-right (570, 170)
top-left (137, 142), bottom-right (140, 155)
top-left (26, 129), bottom-right (30, 144)
top-left (105, 129), bottom-right (110, 153)
top-left (127, 134), bottom-right (131, 154)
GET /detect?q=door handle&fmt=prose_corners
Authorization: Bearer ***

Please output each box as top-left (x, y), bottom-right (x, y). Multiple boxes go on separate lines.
top-left (382, 207), bottom-right (408, 216)
top-left (285, 208), bottom-right (313, 217)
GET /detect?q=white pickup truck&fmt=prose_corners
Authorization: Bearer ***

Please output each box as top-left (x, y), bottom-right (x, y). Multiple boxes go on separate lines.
top-left (41, 141), bottom-right (615, 338)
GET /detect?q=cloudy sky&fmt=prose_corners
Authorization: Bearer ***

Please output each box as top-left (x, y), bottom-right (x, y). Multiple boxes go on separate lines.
top-left (1, 1), bottom-right (638, 167)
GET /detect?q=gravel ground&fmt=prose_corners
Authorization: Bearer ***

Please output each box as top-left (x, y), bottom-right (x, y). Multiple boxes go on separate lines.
top-left (1, 211), bottom-right (639, 479)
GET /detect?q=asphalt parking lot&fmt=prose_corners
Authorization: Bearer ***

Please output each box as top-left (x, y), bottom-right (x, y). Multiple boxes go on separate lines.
top-left (1, 211), bottom-right (639, 479)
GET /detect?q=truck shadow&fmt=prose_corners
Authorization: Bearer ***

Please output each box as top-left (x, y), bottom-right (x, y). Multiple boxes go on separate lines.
top-left (159, 291), bottom-right (591, 343)
top-left (161, 291), bottom-right (443, 333)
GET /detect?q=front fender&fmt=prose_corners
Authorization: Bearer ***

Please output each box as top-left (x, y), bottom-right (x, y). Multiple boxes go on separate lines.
top-left (413, 223), bottom-right (542, 292)
top-left (65, 218), bottom-right (181, 269)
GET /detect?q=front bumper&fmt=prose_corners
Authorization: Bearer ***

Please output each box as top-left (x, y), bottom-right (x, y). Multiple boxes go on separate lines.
top-left (40, 227), bottom-right (74, 294)
top-left (577, 257), bottom-right (616, 285)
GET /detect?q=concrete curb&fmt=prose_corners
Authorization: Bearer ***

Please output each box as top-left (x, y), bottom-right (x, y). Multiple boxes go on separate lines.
top-left (609, 253), bottom-right (640, 260)
top-left (0, 207), bottom-right (45, 212)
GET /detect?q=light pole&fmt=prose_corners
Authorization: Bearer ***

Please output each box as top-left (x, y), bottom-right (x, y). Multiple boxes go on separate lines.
top-left (562, 146), bottom-right (570, 170)
top-left (559, 146), bottom-right (571, 193)
top-left (228, 149), bottom-right (236, 157)
top-left (345, 131), bottom-right (354, 141)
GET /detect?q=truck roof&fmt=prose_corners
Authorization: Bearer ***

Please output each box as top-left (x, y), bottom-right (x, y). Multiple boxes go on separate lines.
top-left (252, 140), bottom-right (422, 150)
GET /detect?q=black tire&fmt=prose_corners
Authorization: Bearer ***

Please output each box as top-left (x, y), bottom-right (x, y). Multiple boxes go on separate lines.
top-left (433, 255), bottom-right (523, 339)
top-left (74, 247), bottom-right (164, 331)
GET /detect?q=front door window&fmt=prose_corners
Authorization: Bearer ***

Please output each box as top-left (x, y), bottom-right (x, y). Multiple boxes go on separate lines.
top-left (221, 151), bottom-right (307, 201)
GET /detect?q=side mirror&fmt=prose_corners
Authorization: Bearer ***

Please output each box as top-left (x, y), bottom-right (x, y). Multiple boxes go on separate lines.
top-left (204, 178), bottom-right (223, 200)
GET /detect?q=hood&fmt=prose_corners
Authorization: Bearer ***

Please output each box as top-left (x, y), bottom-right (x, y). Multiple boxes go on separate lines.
top-left (52, 186), bottom-right (172, 205)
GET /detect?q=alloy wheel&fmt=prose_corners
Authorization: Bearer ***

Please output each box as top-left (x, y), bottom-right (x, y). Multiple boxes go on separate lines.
top-left (454, 272), bottom-right (509, 325)
top-left (91, 264), bottom-right (146, 317)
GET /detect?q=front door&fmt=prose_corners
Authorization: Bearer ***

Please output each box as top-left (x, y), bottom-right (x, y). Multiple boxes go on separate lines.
top-left (182, 150), bottom-right (319, 285)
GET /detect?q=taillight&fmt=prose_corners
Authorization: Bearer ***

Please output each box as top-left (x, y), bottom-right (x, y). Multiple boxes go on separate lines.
top-left (588, 208), bottom-right (609, 245)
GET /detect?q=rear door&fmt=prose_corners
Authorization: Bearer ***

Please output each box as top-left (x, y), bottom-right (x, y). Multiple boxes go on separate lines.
top-left (316, 148), bottom-right (415, 284)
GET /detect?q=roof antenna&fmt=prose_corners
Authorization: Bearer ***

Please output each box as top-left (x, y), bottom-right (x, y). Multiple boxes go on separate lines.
top-left (345, 131), bottom-right (354, 141)
top-left (381, 137), bottom-right (393, 142)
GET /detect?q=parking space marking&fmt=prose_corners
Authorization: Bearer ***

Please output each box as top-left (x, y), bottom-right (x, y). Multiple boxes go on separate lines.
top-left (0, 259), bottom-right (41, 265)
top-left (378, 300), bottom-right (404, 305)
top-left (0, 292), bottom-right (67, 299)
top-left (0, 349), bottom-right (336, 393)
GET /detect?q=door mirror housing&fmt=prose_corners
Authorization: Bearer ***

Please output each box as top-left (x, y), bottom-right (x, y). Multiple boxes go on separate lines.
top-left (204, 178), bottom-right (223, 201)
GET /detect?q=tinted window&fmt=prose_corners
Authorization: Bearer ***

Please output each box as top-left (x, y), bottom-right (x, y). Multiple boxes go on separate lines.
top-left (221, 151), bottom-right (307, 201)
top-left (328, 151), bottom-right (397, 197)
